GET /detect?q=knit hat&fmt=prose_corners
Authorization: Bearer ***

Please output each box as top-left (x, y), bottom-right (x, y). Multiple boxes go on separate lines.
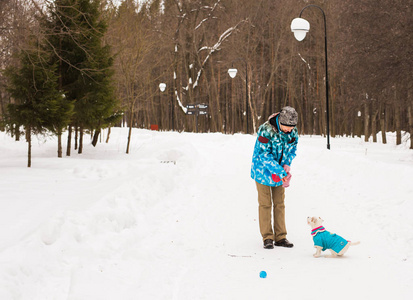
top-left (279, 106), bottom-right (298, 126)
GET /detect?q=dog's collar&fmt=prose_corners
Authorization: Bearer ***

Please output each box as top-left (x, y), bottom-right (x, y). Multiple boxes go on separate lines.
top-left (311, 226), bottom-right (326, 236)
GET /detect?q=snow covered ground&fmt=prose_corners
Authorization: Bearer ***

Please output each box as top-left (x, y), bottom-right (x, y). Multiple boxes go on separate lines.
top-left (0, 128), bottom-right (412, 300)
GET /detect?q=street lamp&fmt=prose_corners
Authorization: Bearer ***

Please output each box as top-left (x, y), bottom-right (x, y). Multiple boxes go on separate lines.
top-left (291, 5), bottom-right (331, 150)
top-left (228, 61), bottom-right (249, 134)
top-left (159, 82), bottom-right (174, 131)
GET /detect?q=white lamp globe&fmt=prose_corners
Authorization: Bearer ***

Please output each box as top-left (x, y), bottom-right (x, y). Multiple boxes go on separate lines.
top-left (228, 68), bottom-right (238, 78)
top-left (291, 18), bottom-right (310, 41)
top-left (159, 83), bottom-right (166, 92)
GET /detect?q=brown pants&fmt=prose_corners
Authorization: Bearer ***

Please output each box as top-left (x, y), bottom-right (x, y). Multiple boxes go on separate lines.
top-left (255, 181), bottom-right (287, 242)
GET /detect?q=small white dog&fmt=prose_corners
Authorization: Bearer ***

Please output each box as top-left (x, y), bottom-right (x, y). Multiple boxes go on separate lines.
top-left (307, 217), bottom-right (360, 258)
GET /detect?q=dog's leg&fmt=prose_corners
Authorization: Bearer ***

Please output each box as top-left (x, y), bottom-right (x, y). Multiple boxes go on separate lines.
top-left (336, 241), bottom-right (361, 256)
top-left (313, 246), bottom-right (322, 258)
top-left (325, 250), bottom-right (338, 258)
top-left (336, 244), bottom-right (350, 256)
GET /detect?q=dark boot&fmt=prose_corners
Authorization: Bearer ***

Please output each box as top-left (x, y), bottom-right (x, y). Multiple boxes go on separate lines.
top-left (263, 239), bottom-right (274, 249)
top-left (274, 238), bottom-right (294, 248)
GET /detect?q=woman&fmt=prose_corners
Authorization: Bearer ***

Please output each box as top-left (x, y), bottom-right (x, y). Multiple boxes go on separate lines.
top-left (251, 106), bottom-right (299, 249)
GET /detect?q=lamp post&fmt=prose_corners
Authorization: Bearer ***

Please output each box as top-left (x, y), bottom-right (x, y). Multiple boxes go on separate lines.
top-left (291, 5), bottom-right (331, 150)
top-left (228, 60), bottom-right (249, 134)
top-left (159, 83), bottom-right (174, 131)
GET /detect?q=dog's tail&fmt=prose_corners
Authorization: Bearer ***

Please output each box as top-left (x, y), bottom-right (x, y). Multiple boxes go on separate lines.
top-left (348, 241), bottom-right (360, 246)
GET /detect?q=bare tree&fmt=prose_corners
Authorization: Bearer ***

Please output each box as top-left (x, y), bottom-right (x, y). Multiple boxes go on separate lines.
top-left (0, 0), bottom-right (35, 134)
top-left (162, 0), bottom-right (246, 132)
top-left (107, 0), bottom-right (160, 153)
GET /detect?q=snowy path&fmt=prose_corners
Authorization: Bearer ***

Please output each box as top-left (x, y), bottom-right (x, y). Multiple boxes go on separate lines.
top-left (0, 129), bottom-right (412, 299)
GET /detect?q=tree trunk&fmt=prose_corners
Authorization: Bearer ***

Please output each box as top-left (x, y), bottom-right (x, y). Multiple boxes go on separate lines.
top-left (26, 127), bottom-right (31, 168)
top-left (91, 129), bottom-right (100, 147)
top-left (78, 127), bottom-right (83, 154)
top-left (215, 63), bottom-right (222, 133)
top-left (393, 88), bottom-right (401, 145)
top-left (355, 110), bottom-right (362, 138)
top-left (408, 104), bottom-right (413, 149)
top-left (15, 124), bottom-right (20, 141)
top-left (75, 126), bottom-right (78, 150)
top-left (57, 128), bottom-right (63, 158)
top-left (380, 103), bottom-right (387, 144)
top-left (106, 127), bottom-right (111, 143)
top-left (364, 101), bottom-right (370, 142)
top-left (126, 110), bottom-right (134, 154)
top-left (395, 105), bottom-right (401, 145)
top-left (67, 125), bottom-right (72, 156)
top-left (313, 107), bottom-right (318, 135)
top-left (126, 125), bottom-right (133, 154)
top-left (371, 101), bottom-right (378, 143)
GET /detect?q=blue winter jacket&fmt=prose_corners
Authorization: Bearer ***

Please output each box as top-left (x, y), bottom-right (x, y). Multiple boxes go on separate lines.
top-left (311, 226), bottom-right (349, 253)
top-left (251, 113), bottom-right (298, 187)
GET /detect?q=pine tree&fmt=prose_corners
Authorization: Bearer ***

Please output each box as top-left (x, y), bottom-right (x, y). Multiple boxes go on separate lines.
top-left (5, 44), bottom-right (66, 167)
top-left (47, 0), bottom-right (121, 153)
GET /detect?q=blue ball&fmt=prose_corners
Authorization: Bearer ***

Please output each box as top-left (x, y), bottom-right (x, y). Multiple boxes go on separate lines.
top-left (259, 271), bottom-right (267, 278)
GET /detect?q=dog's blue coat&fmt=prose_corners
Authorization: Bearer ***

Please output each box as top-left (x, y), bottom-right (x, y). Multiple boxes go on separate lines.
top-left (312, 226), bottom-right (348, 253)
